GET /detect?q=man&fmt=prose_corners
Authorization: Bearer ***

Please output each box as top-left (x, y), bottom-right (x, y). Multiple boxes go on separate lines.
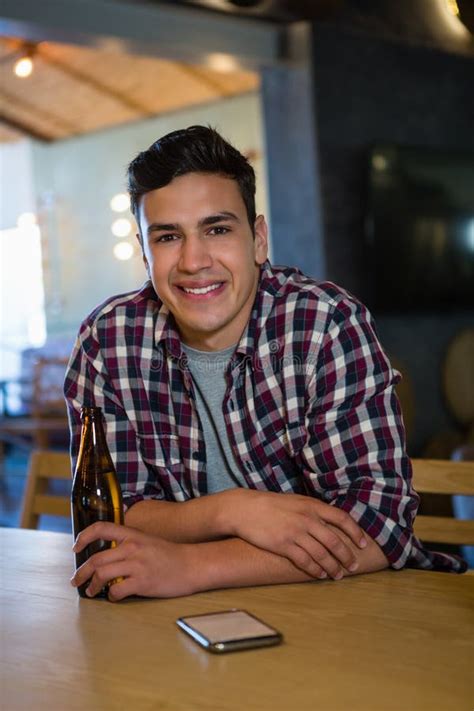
top-left (65, 126), bottom-right (465, 601)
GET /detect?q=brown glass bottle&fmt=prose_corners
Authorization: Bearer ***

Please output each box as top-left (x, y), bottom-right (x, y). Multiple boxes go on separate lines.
top-left (71, 406), bottom-right (124, 598)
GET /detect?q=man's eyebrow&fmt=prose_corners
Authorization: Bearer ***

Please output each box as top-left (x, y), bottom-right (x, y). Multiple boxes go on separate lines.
top-left (147, 222), bottom-right (178, 234)
top-left (146, 212), bottom-right (239, 235)
top-left (198, 211), bottom-right (240, 227)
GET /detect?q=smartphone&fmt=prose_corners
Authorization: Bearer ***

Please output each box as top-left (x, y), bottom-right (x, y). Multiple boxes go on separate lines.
top-left (176, 609), bottom-right (283, 653)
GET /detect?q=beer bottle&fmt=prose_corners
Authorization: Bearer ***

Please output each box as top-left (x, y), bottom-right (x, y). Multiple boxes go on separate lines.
top-left (71, 406), bottom-right (124, 598)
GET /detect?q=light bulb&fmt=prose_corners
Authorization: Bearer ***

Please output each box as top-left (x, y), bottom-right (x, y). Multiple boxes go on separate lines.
top-left (110, 193), bottom-right (130, 212)
top-left (14, 56), bottom-right (33, 78)
top-left (111, 217), bottom-right (132, 238)
top-left (206, 52), bottom-right (239, 73)
top-left (446, 0), bottom-right (460, 16)
top-left (113, 241), bottom-right (134, 261)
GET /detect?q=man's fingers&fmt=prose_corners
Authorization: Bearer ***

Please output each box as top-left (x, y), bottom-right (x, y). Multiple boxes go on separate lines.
top-left (289, 543), bottom-right (327, 579)
top-left (84, 562), bottom-right (130, 598)
top-left (73, 521), bottom-right (129, 552)
top-left (71, 546), bottom-right (126, 589)
top-left (307, 523), bottom-right (359, 573)
top-left (316, 504), bottom-right (367, 549)
top-left (108, 577), bottom-right (137, 601)
top-left (294, 534), bottom-right (344, 580)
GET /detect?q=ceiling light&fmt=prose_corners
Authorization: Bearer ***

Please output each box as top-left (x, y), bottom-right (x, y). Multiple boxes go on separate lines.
top-left (111, 217), bottom-right (132, 238)
top-left (206, 52), bottom-right (240, 73)
top-left (372, 155), bottom-right (388, 172)
top-left (113, 241), bottom-right (134, 261)
top-left (110, 193), bottom-right (130, 212)
top-left (445, 0), bottom-right (460, 16)
top-left (14, 55), bottom-right (34, 78)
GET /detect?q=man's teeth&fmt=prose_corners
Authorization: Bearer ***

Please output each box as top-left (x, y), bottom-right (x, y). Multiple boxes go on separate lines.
top-left (182, 283), bottom-right (222, 295)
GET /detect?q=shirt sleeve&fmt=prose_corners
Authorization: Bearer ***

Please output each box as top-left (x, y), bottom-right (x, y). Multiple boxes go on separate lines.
top-left (63, 317), bottom-right (165, 508)
top-left (298, 295), bottom-right (418, 569)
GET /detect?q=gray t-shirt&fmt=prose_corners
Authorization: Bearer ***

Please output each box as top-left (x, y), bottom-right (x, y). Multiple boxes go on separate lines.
top-left (182, 343), bottom-right (245, 494)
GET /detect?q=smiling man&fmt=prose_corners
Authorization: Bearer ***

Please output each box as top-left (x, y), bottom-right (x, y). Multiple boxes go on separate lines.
top-left (65, 126), bottom-right (465, 601)
top-left (139, 170), bottom-right (268, 351)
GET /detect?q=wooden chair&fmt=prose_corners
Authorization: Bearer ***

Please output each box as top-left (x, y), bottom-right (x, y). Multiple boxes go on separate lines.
top-left (0, 357), bottom-right (70, 453)
top-left (411, 458), bottom-right (474, 547)
top-left (20, 450), bottom-right (72, 529)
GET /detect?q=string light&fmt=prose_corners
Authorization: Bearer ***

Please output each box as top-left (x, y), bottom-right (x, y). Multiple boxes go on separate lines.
top-left (14, 55), bottom-right (34, 78)
top-left (113, 242), bottom-right (134, 261)
top-left (206, 52), bottom-right (240, 73)
top-left (110, 193), bottom-right (130, 212)
top-left (111, 217), bottom-right (132, 238)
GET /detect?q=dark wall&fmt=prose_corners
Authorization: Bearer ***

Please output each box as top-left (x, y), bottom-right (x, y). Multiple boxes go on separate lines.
top-left (311, 24), bottom-right (474, 454)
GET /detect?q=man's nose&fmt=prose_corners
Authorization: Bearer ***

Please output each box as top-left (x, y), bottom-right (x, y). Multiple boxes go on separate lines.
top-left (178, 235), bottom-right (212, 273)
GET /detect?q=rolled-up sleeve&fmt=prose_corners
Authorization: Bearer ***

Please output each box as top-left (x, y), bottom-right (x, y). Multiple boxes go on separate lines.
top-left (298, 296), bottom-right (418, 569)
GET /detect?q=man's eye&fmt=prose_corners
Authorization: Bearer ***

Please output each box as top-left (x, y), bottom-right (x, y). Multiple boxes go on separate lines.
top-left (208, 226), bottom-right (229, 236)
top-left (155, 234), bottom-right (178, 243)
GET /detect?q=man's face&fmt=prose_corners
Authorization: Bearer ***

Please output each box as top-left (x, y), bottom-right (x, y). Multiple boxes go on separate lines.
top-left (137, 172), bottom-right (268, 351)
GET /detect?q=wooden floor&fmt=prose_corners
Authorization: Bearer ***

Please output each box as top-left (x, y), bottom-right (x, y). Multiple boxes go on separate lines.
top-left (0, 446), bottom-right (71, 532)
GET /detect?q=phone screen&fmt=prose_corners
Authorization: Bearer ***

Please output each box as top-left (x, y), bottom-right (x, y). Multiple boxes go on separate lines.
top-left (177, 609), bottom-right (282, 652)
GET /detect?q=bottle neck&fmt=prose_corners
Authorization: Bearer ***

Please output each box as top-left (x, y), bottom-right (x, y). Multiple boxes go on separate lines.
top-left (81, 415), bottom-right (108, 450)
top-left (75, 409), bottom-right (115, 481)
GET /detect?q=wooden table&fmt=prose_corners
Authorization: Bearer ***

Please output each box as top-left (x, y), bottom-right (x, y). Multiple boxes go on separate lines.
top-left (1, 528), bottom-right (473, 711)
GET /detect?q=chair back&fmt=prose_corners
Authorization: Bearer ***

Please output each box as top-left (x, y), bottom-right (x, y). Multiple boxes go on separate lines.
top-left (411, 458), bottom-right (474, 546)
top-left (31, 357), bottom-right (69, 418)
top-left (20, 450), bottom-right (72, 529)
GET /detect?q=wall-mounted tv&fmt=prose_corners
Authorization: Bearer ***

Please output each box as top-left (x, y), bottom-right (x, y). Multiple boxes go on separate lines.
top-left (365, 145), bottom-right (474, 313)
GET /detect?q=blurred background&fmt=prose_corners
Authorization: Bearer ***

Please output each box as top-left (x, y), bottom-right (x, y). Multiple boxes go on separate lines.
top-left (0, 0), bottom-right (473, 545)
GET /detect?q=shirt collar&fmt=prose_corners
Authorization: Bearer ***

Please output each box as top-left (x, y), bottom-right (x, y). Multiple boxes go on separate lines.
top-left (150, 289), bottom-right (183, 359)
top-left (234, 260), bottom-right (279, 358)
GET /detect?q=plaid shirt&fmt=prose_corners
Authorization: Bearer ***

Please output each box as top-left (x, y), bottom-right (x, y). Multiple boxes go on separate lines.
top-left (64, 261), bottom-right (466, 573)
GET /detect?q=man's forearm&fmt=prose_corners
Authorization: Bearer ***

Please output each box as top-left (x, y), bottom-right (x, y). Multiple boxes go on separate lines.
top-left (185, 529), bottom-right (388, 594)
top-left (185, 536), bottom-right (316, 592)
top-left (125, 491), bottom-right (390, 584)
top-left (124, 492), bottom-right (233, 542)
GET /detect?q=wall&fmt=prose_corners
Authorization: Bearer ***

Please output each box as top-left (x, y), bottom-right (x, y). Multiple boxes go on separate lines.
top-left (0, 141), bottom-right (47, 384)
top-left (311, 25), bottom-right (474, 454)
top-left (30, 91), bottom-right (268, 340)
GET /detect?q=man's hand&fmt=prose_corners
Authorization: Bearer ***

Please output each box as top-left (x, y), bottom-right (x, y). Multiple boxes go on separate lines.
top-left (225, 490), bottom-right (368, 580)
top-left (71, 522), bottom-right (195, 601)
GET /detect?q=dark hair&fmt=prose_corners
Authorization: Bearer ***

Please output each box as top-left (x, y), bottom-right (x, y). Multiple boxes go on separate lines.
top-left (127, 125), bottom-right (256, 230)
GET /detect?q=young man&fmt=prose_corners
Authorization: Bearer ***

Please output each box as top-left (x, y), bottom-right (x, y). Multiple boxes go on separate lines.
top-left (65, 126), bottom-right (465, 600)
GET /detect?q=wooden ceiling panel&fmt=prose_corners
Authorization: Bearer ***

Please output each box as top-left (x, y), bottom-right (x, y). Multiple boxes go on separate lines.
top-left (0, 38), bottom-right (259, 142)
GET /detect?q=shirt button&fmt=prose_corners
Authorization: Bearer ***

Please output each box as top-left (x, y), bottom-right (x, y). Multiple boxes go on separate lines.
top-left (192, 451), bottom-right (200, 461)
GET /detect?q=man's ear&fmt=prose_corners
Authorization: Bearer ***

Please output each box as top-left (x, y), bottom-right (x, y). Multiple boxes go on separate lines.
top-left (253, 215), bottom-right (269, 265)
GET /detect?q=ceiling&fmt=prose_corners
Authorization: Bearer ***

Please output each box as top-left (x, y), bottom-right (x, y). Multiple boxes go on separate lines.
top-left (161, 0), bottom-right (474, 32)
top-left (1, 0), bottom-right (472, 144)
top-left (0, 36), bottom-right (259, 143)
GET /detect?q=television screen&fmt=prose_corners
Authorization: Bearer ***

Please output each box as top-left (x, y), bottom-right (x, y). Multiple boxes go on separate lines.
top-left (365, 145), bottom-right (474, 312)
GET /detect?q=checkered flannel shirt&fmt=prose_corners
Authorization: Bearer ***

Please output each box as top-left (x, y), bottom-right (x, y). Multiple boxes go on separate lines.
top-left (64, 261), bottom-right (466, 573)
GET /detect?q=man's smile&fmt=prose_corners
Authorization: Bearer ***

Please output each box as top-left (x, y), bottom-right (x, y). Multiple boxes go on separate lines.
top-left (174, 281), bottom-right (226, 298)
